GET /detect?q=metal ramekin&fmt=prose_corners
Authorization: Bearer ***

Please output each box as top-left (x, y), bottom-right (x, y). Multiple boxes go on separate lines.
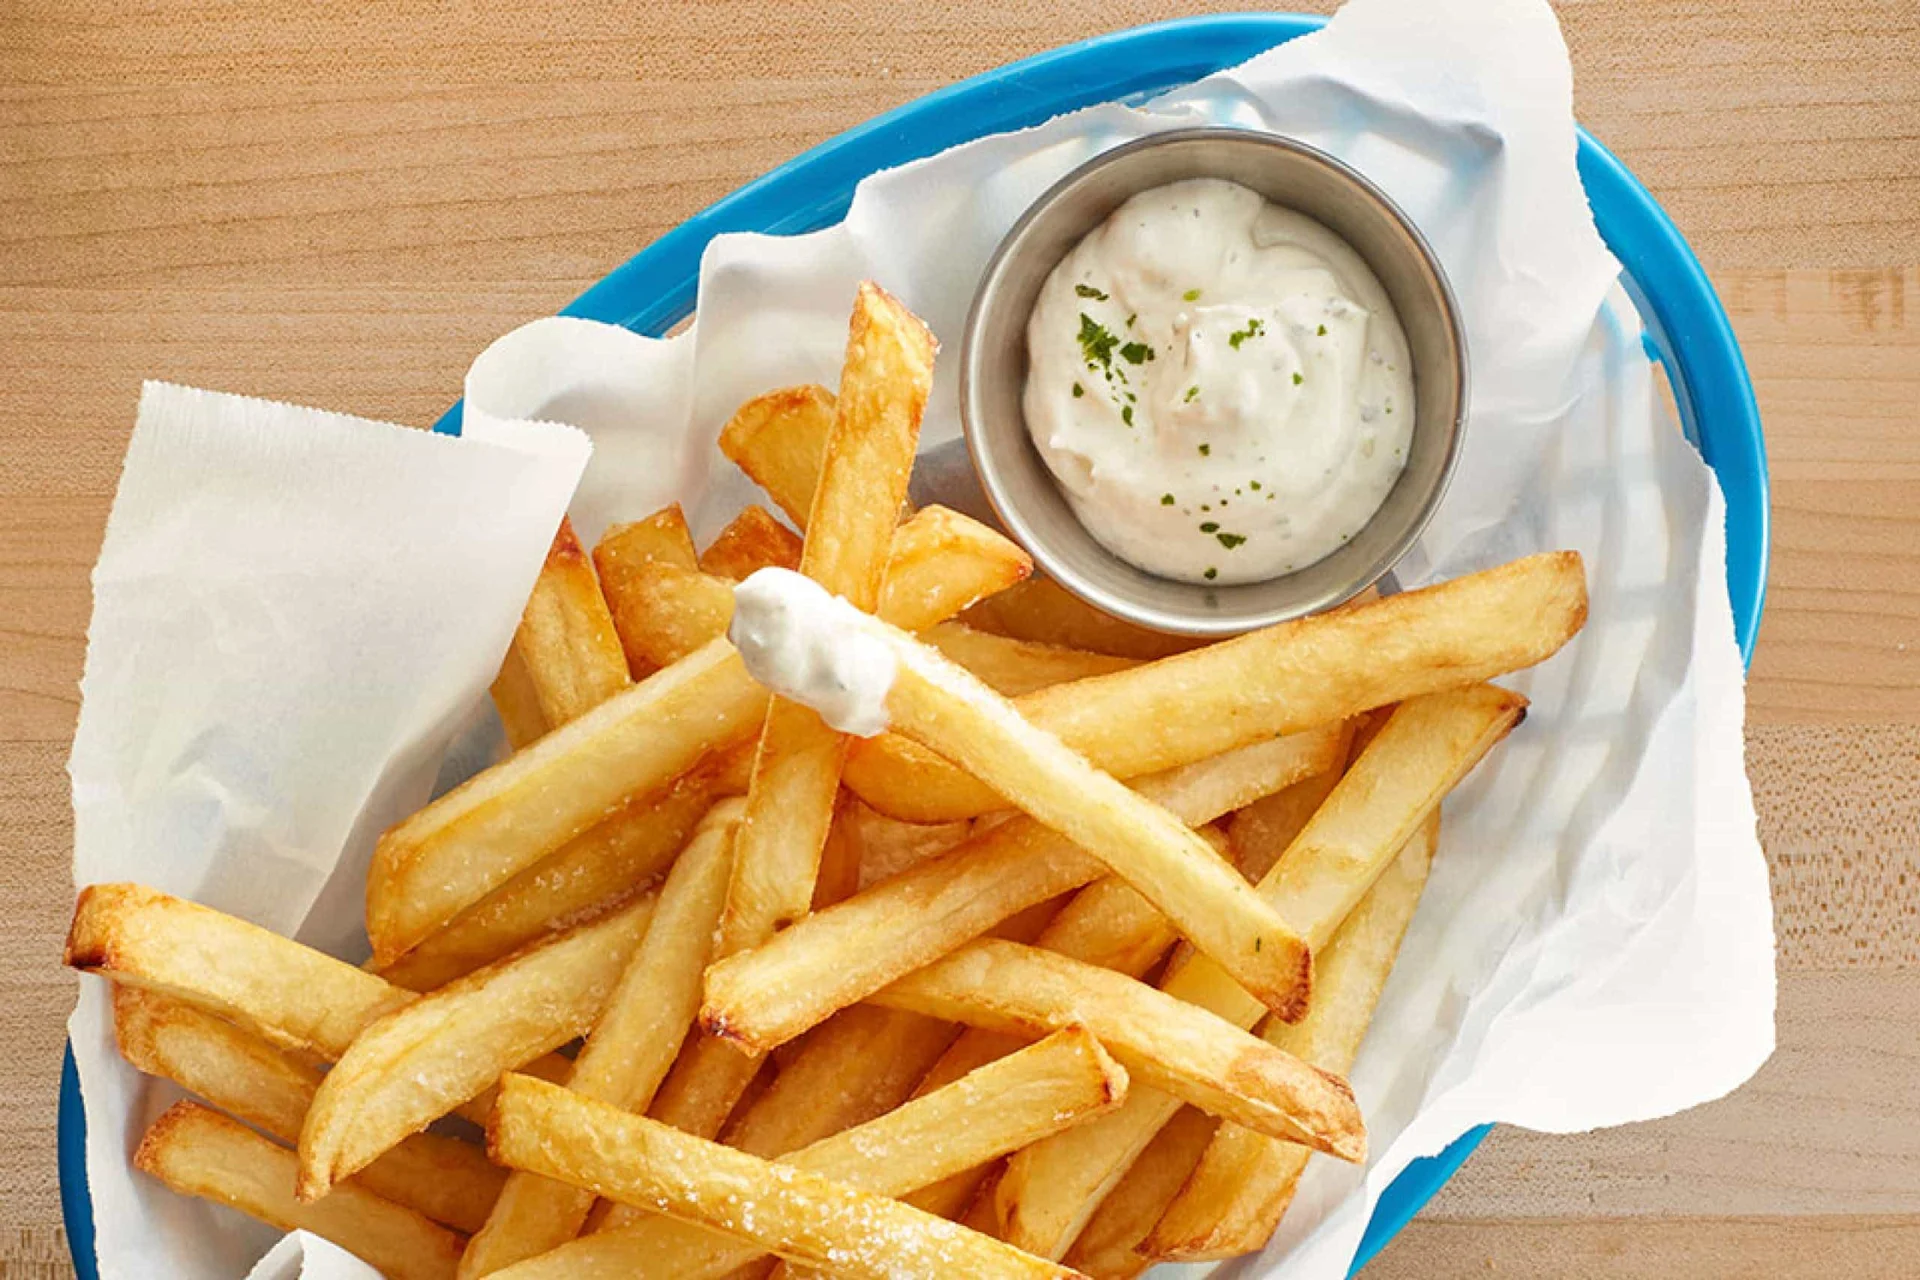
top-left (959, 128), bottom-right (1467, 636)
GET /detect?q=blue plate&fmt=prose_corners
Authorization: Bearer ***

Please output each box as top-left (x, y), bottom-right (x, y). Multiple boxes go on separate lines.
top-left (60, 13), bottom-right (1767, 1277)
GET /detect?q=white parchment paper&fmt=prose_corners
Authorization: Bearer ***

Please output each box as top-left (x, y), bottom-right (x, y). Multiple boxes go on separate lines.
top-left (68, 0), bottom-right (1773, 1276)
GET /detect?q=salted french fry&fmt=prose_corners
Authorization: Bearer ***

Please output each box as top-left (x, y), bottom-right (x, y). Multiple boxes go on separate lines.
top-left (298, 894), bottom-right (656, 1200)
top-left (873, 940), bottom-right (1361, 1156)
top-left (1062, 1107), bottom-right (1219, 1279)
top-left (114, 988), bottom-right (504, 1235)
top-left (831, 796), bottom-right (973, 891)
top-left (700, 505), bottom-right (803, 580)
top-left (1228, 759), bottom-right (1352, 886)
top-left (724, 283), bottom-right (935, 952)
top-left (598, 561), bottom-right (736, 672)
top-left (845, 551), bottom-right (1586, 822)
top-left (379, 771), bottom-right (721, 992)
top-left (918, 622), bottom-right (1136, 696)
top-left (991, 696), bottom-right (1489, 1261)
top-left (135, 1102), bottom-right (465, 1280)
top-left (458, 804), bottom-right (742, 1278)
top-left (507, 518), bottom-right (631, 727)
top-left (718, 385), bottom-right (837, 528)
top-left (1145, 813), bottom-right (1440, 1262)
top-left (484, 1068), bottom-right (1095, 1280)
top-left (367, 637), bottom-right (768, 965)
top-left (701, 726), bottom-right (1343, 1051)
top-left (725, 581), bottom-right (1318, 1020)
top-left (490, 645), bottom-right (548, 750)
top-left (595, 506), bottom-right (699, 677)
top-left (959, 576), bottom-right (1208, 661)
top-left (646, 1029), bottom-right (767, 1142)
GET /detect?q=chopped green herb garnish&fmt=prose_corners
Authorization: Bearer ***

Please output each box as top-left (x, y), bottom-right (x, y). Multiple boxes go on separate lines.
top-left (1121, 405), bottom-right (1134, 426)
top-left (1077, 313), bottom-right (1119, 371)
top-left (1071, 382), bottom-right (1084, 398)
top-left (1204, 567), bottom-right (1219, 581)
top-left (1125, 313), bottom-right (1136, 329)
top-left (1075, 284), bottom-right (1108, 300)
top-left (1227, 317), bottom-right (1265, 349)
top-left (1160, 493), bottom-right (1175, 506)
top-left (1184, 385), bottom-right (1199, 403)
top-left (1317, 324), bottom-right (1327, 336)
top-left (1119, 341), bottom-right (1154, 366)
top-left (1183, 288), bottom-right (1203, 302)
top-left (1199, 522), bottom-right (1219, 534)
top-left (1217, 532), bottom-right (1247, 550)
top-left (1198, 443), bottom-right (1211, 457)
top-left (1249, 480), bottom-right (1262, 491)
top-left (1292, 372), bottom-right (1304, 386)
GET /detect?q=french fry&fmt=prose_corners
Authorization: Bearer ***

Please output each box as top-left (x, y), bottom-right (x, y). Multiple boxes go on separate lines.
top-left (489, 646), bottom-right (548, 750)
top-left (919, 622), bottom-right (1136, 696)
top-left (367, 637), bottom-right (767, 965)
top-left (458, 804), bottom-right (742, 1278)
top-left (845, 551), bottom-right (1586, 822)
top-left (701, 726), bottom-right (1343, 1051)
top-left (508, 518), bottom-right (631, 727)
top-left (298, 894), bottom-right (657, 1200)
top-left (379, 770), bottom-right (721, 992)
top-left (1062, 1107), bottom-right (1219, 1279)
top-left (647, 1029), bottom-right (768, 1141)
top-left (1145, 812), bottom-right (1440, 1262)
top-left (114, 988), bottom-right (505, 1235)
top-left (725, 283), bottom-right (935, 951)
top-left (597, 561), bottom-right (736, 672)
top-left (135, 1102), bottom-right (465, 1280)
top-left (1228, 758), bottom-right (1352, 886)
top-left (700, 505), bottom-right (803, 580)
top-left (960, 576), bottom-right (1206, 661)
top-left (724, 588), bottom-right (1318, 1021)
top-left (718, 385), bottom-right (837, 528)
top-left (485, 1070), bottom-right (1094, 1280)
top-left (595, 505), bottom-right (699, 677)
top-left (873, 940), bottom-right (1362, 1155)
top-left (831, 796), bottom-right (973, 891)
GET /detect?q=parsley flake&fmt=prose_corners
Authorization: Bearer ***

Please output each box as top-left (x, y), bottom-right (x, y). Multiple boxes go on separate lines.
top-left (1184, 385), bottom-right (1199, 403)
top-left (1121, 405), bottom-right (1134, 426)
top-left (1292, 372), bottom-right (1304, 386)
top-left (1227, 317), bottom-right (1266, 349)
top-left (1077, 314), bottom-right (1119, 371)
top-left (1183, 288), bottom-right (1203, 302)
top-left (1198, 443), bottom-right (1211, 457)
top-left (1204, 567), bottom-right (1219, 581)
top-left (1071, 382), bottom-right (1084, 398)
top-left (1199, 522), bottom-right (1219, 533)
top-left (1317, 323), bottom-right (1327, 336)
top-left (1119, 341), bottom-right (1154, 366)
top-left (1074, 284), bottom-right (1108, 300)
top-left (1160, 493), bottom-right (1175, 506)
top-left (1217, 532), bottom-right (1247, 550)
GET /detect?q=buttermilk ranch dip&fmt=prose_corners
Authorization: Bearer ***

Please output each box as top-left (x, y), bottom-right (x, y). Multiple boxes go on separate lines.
top-left (1023, 178), bottom-right (1416, 585)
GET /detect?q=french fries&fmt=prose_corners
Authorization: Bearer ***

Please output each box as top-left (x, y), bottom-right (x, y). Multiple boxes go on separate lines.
top-left (298, 893), bottom-right (656, 1200)
top-left (114, 988), bottom-right (504, 1235)
top-left (504, 517), bottom-right (631, 728)
top-left (1063, 1106), bottom-right (1219, 1278)
top-left (1145, 811), bottom-right (1439, 1261)
top-left (700, 505), bottom-right (804, 580)
top-left (845, 551), bottom-right (1585, 822)
top-left (485, 1073), bottom-right (1087, 1280)
top-left (458, 803), bottom-right (741, 1277)
top-left (701, 726), bottom-right (1344, 1050)
top-left (919, 622), bottom-right (1136, 696)
top-left (135, 1102), bottom-right (465, 1280)
top-left (594, 505), bottom-right (699, 676)
top-left (489, 646), bottom-right (548, 750)
top-left (832, 796), bottom-right (973, 891)
top-left (873, 940), bottom-right (1363, 1155)
top-left (718, 385), bottom-right (837, 528)
top-left (991, 688), bottom-right (1514, 1254)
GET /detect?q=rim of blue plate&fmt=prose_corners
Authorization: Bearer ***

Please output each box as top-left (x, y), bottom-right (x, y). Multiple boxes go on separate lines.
top-left (59, 13), bottom-right (1767, 1278)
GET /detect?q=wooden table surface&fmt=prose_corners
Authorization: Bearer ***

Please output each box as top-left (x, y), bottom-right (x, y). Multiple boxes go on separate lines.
top-left (3, 1), bottom-right (1915, 1276)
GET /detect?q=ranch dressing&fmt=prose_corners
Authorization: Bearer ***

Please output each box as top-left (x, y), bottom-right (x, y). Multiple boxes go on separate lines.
top-left (1023, 178), bottom-right (1415, 585)
top-left (729, 568), bottom-right (895, 737)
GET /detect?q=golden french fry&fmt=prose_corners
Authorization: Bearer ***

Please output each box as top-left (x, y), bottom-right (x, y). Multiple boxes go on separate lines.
top-left (874, 940), bottom-right (1362, 1156)
top-left (379, 771), bottom-right (721, 992)
top-left (700, 505), bottom-right (803, 581)
top-left (114, 988), bottom-right (504, 1235)
top-left (724, 283), bottom-right (935, 951)
top-left (845, 551), bottom-right (1586, 822)
top-left (829, 796), bottom-right (973, 891)
top-left (509, 517), bottom-right (631, 727)
top-left (718, 385), bottom-right (837, 528)
top-left (960, 576), bottom-right (1206, 661)
top-left (597, 560), bottom-right (736, 671)
top-left (1146, 812), bottom-right (1440, 1262)
top-left (135, 1102), bottom-right (465, 1280)
top-left (700, 726), bottom-right (1343, 1051)
top-left (489, 645), bottom-right (548, 750)
top-left (646, 1029), bottom-right (768, 1141)
top-left (1228, 754), bottom-right (1353, 886)
top-left (459, 804), bottom-right (742, 1278)
top-left (1062, 1106), bottom-right (1219, 1278)
top-left (595, 506), bottom-right (699, 677)
top-left (367, 637), bottom-right (767, 965)
top-left (918, 622), bottom-right (1137, 696)
top-left (727, 592), bottom-right (1317, 1021)
top-left (1030, 817), bottom-right (1237, 979)
top-left (298, 895), bottom-right (657, 1201)
top-left (485, 1073), bottom-right (1090, 1280)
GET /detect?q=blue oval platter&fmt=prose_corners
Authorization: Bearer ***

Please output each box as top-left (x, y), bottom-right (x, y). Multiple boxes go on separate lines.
top-left (61, 13), bottom-right (1767, 1278)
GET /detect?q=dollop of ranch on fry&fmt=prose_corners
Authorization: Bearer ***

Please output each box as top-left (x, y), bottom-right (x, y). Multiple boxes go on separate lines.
top-left (1023, 178), bottom-right (1416, 585)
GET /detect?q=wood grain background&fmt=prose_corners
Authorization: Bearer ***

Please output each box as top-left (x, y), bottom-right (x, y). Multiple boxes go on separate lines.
top-left (2, 1), bottom-right (1916, 1275)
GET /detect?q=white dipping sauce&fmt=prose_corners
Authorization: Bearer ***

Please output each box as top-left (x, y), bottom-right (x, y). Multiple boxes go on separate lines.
top-left (1023, 178), bottom-right (1416, 585)
top-left (728, 568), bottom-right (896, 738)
